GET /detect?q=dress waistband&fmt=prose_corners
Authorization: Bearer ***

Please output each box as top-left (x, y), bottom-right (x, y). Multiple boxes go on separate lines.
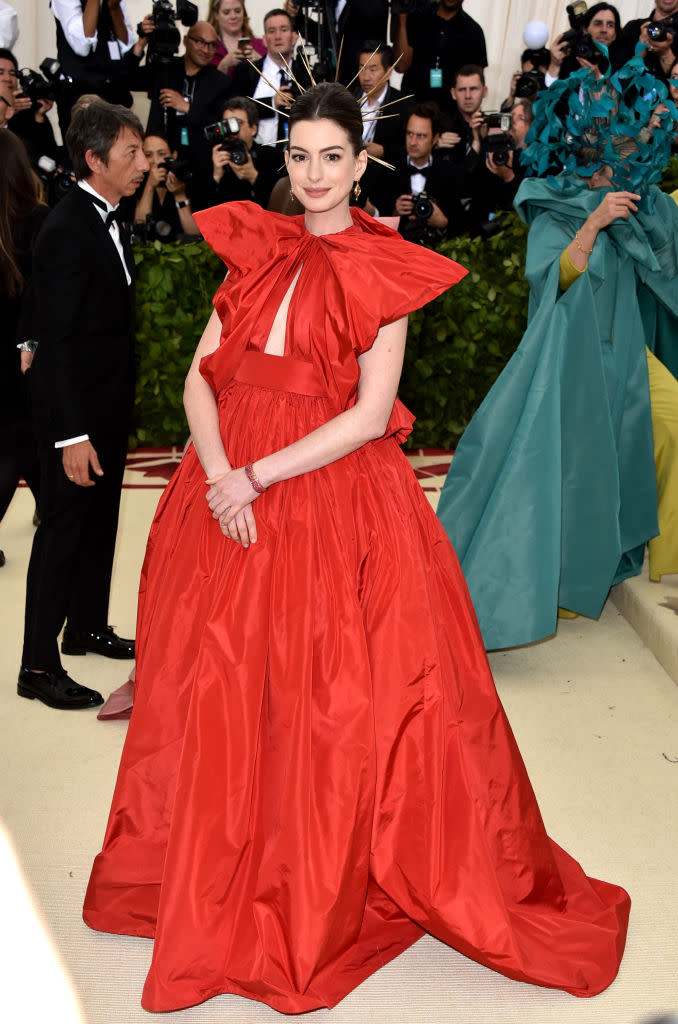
top-left (233, 350), bottom-right (328, 398)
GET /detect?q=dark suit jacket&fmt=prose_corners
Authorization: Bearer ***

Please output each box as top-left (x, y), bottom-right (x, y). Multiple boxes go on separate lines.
top-left (26, 185), bottom-right (135, 445)
top-left (293, 0), bottom-right (389, 85)
top-left (356, 83), bottom-right (407, 164)
top-left (229, 55), bottom-right (314, 122)
top-left (365, 154), bottom-right (458, 234)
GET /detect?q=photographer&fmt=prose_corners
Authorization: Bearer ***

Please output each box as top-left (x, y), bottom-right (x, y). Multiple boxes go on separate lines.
top-left (437, 64), bottom-right (486, 165)
top-left (51, 0), bottom-right (137, 135)
top-left (283, 1), bottom-right (389, 86)
top-left (127, 18), bottom-right (230, 166)
top-left (369, 102), bottom-right (454, 244)
top-left (501, 47), bottom-right (549, 111)
top-left (393, 0), bottom-right (487, 114)
top-left (623, 0), bottom-right (678, 54)
top-left (191, 96), bottom-right (282, 210)
top-left (548, 3), bottom-right (630, 83)
top-left (132, 131), bottom-right (199, 238)
top-left (0, 49), bottom-right (58, 167)
top-left (627, 0), bottom-right (678, 81)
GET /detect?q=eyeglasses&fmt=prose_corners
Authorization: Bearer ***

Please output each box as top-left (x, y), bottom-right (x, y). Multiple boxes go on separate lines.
top-left (187, 36), bottom-right (218, 49)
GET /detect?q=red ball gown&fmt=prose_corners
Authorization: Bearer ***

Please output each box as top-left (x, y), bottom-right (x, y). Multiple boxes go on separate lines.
top-left (83, 202), bottom-right (630, 1013)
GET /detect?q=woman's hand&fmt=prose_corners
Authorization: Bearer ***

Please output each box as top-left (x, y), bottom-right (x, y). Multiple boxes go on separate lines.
top-left (206, 467), bottom-right (260, 546)
top-left (588, 189), bottom-right (640, 231)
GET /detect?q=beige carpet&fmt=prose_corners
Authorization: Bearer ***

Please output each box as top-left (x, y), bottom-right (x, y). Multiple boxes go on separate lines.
top-left (1, 479), bottom-right (677, 1024)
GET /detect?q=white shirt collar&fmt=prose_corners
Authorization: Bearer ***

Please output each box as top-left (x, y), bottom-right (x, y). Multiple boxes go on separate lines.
top-left (360, 84), bottom-right (389, 112)
top-left (78, 179), bottom-right (119, 216)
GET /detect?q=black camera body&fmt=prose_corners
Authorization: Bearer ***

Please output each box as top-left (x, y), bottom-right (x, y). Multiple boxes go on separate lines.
top-left (411, 193), bottom-right (434, 220)
top-left (515, 69), bottom-right (545, 99)
top-left (158, 156), bottom-right (192, 180)
top-left (17, 68), bottom-right (54, 104)
top-left (484, 111), bottom-right (512, 132)
top-left (485, 132), bottom-right (515, 166)
top-left (204, 118), bottom-right (249, 165)
top-left (141, 0), bottom-right (198, 64)
top-left (646, 17), bottom-right (678, 42)
top-left (37, 156), bottom-right (76, 207)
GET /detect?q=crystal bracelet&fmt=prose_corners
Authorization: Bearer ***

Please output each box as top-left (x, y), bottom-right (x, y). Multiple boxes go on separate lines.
top-left (244, 462), bottom-right (267, 494)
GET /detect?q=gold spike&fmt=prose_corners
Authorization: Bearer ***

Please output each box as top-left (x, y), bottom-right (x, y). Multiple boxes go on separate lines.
top-left (361, 92), bottom-right (415, 113)
top-left (276, 51), bottom-right (306, 94)
top-left (251, 96), bottom-right (290, 118)
top-left (362, 113), bottom-right (400, 122)
top-left (297, 40), bottom-right (317, 87)
top-left (246, 58), bottom-right (295, 107)
top-left (334, 36), bottom-right (344, 83)
top-left (366, 152), bottom-right (396, 171)
top-left (355, 51), bottom-right (404, 101)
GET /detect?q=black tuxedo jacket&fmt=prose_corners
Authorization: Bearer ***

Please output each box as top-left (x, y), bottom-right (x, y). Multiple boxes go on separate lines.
top-left (293, 0), bottom-right (389, 84)
top-left (366, 154), bottom-right (457, 229)
top-left (27, 185), bottom-right (136, 445)
top-left (229, 55), bottom-right (314, 116)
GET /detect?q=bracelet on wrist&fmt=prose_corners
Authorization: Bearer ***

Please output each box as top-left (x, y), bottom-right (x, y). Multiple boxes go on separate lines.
top-left (574, 230), bottom-right (593, 255)
top-left (244, 462), bottom-right (267, 494)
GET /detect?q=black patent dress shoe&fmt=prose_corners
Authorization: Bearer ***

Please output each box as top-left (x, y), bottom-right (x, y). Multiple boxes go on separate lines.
top-left (61, 625), bottom-right (135, 659)
top-left (18, 667), bottom-right (104, 710)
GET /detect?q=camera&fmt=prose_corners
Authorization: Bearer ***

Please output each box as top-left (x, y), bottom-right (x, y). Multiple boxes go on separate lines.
top-left (646, 17), bottom-right (678, 42)
top-left (139, 0), bottom-right (198, 65)
top-left (37, 156), bottom-right (76, 207)
top-left (204, 118), bottom-right (249, 165)
top-left (484, 111), bottom-right (512, 132)
top-left (131, 214), bottom-right (175, 243)
top-left (158, 155), bottom-right (192, 180)
top-left (17, 68), bottom-right (54, 105)
top-left (411, 193), bottom-right (434, 220)
top-left (485, 132), bottom-right (515, 166)
top-left (515, 69), bottom-right (545, 99)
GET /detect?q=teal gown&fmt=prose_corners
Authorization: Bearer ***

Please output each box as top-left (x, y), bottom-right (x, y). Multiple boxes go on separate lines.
top-left (436, 176), bottom-right (678, 650)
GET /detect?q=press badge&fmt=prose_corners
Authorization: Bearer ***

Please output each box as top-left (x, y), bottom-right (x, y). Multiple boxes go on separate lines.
top-left (180, 126), bottom-right (189, 146)
top-left (430, 65), bottom-right (442, 88)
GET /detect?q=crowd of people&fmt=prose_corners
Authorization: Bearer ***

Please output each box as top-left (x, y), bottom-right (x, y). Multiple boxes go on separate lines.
top-left (1, 2), bottom-right (676, 245)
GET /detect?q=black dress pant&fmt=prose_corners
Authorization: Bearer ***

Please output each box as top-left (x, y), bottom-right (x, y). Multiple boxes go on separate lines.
top-left (22, 434), bottom-right (127, 672)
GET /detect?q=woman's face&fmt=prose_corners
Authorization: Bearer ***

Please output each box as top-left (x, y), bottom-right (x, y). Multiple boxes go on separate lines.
top-left (588, 8), bottom-right (617, 44)
top-left (669, 63), bottom-right (678, 104)
top-left (285, 118), bottom-right (366, 216)
top-left (217, 1), bottom-right (244, 36)
top-left (588, 163), bottom-right (613, 188)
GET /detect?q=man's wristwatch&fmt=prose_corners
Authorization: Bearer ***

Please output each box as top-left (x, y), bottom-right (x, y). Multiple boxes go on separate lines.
top-left (176, 198), bottom-right (190, 209)
top-left (17, 340), bottom-right (39, 354)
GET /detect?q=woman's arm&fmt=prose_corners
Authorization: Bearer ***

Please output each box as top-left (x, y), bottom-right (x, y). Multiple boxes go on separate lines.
top-left (183, 308), bottom-right (231, 479)
top-left (564, 189), bottom-right (640, 275)
top-left (205, 315), bottom-right (409, 526)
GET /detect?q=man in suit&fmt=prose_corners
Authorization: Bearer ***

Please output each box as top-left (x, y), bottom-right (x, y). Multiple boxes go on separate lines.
top-left (355, 40), bottom-right (405, 165)
top-left (18, 102), bottom-right (149, 711)
top-left (229, 8), bottom-right (310, 147)
top-left (366, 101), bottom-right (456, 244)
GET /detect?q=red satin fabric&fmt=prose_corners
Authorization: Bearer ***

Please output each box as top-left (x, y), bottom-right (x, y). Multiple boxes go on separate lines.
top-left (83, 203), bottom-right (629, 1013)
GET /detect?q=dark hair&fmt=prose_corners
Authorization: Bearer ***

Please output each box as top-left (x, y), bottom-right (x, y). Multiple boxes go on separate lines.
top-left (407, 100), bottom-right (442, 136)
top-left (289, 82), bottom-right (364, 156)
top-left (66, 102), bottom-right (143, 180)
top-left (453, 63), bottom-right (485, 86)
top-left (520, 46), bottom-right (550, 69)
top-left (0, 131), bottom-right (45, 298)
top-left (358, 40), bottom-right (395, 71)
top-left (263, 8), bottom-right (293, 31)
top-left (222, 94), bottom-right (260, 128)
top-left (143, 129), bottom-right (171, 146)
top-left (583, 3), bottom-right (622, 37)
top-left (512, 97), bottom-right (534, 124)
top-left (0, 47), bottom-right (18, 70)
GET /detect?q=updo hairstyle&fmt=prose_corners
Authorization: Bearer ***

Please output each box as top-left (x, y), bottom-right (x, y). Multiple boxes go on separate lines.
top-left (288, 83), bottom-right (365, 157)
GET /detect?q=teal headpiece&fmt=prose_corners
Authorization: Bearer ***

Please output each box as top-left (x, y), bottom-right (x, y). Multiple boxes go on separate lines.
top-left (521, 45), bottom-right (678, 193)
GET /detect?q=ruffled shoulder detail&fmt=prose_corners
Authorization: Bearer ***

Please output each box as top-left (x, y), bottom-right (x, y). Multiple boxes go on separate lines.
top-left (193, 201), bottom-right (306, 277)
top-left (320, 208), bottom-right (468, 341)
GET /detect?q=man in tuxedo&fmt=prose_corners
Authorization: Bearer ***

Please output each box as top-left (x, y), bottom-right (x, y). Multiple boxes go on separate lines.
top-left (355, 40), bottom-right (405, 165)
top-left (367, 102), bottom-right (455, 243)
top-left (229, 8), bottom-right (310, 147)
top-left (18, 101), bottom-right (148, 711)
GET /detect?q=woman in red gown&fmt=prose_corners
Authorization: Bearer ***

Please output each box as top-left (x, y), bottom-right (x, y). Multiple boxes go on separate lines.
top-left (83, 83), bottom-right (630, 1013)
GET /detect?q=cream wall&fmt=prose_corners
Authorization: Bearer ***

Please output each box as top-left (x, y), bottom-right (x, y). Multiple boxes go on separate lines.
top-left (12, 0), bottom-right (653, 115)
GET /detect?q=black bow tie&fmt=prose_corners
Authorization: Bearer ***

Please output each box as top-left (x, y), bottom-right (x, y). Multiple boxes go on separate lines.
top-left (89, 193), bottom-right (120, 229)
top-left (409, 163), bottom-right (431, 179)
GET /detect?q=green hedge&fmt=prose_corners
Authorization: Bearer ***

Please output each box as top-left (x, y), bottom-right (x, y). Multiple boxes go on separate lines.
top-left (130, 215), bottom-right (529, 450)
top-left (131, 161), bottom-right (677, 450)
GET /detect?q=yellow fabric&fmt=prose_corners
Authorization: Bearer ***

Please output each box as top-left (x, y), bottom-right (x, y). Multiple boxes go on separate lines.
top-left (647, 346), bottom-right (678, 581)
top-left (671, 188), bottom-right (678, 206)
top-left (559, 247), bottom-right (585, 291)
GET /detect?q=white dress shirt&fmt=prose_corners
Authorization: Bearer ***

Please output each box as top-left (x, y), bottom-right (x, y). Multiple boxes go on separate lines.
top-left (55, 180), bottom-right (131, 449)
top-left (360, 84), bottom-right (388, 146)
top-left (408, 157), bottom-right (432, 195)
top-left (50, 0), bottom-right (136, 59)
top-left (253, 55), bottom-right (286, 147)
